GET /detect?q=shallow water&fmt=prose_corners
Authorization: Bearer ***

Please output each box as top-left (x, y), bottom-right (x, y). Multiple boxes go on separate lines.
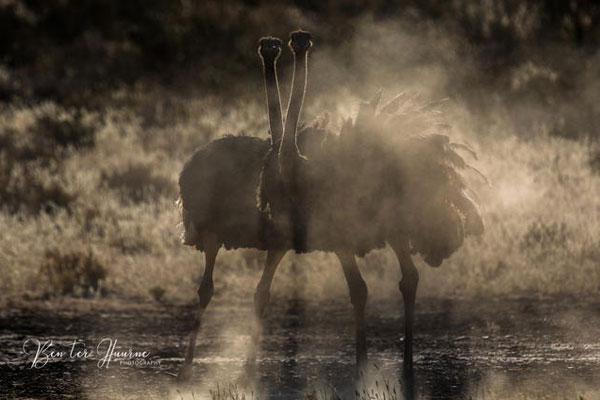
top-left (1, 295), bottom-right (598, 399)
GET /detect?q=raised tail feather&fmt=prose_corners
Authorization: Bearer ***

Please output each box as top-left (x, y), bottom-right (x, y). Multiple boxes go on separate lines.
top-left (335, 93), bottom-right (485, 266)
top-left (403, 134), bottom-right (484, 266)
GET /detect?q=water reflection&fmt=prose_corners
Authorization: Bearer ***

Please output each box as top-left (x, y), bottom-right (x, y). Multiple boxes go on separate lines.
top-left (1, 297), bottom-right (598, 399)
top-left (419, 298), bottom-right (481, 399)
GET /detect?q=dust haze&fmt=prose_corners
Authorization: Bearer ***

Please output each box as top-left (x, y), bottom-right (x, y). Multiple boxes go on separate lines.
top-left (0, 1), bottom-right (599, 399)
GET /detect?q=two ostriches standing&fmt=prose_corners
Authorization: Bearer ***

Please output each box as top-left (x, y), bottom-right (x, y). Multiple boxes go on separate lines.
top-left (177, 30), bottom-right (484, 386)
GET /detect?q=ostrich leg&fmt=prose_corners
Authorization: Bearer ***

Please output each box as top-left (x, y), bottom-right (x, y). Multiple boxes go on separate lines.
top-left (178, 232), bottom-right (220, 382)
top-left (336, 251), bottom-right (368, 371)
top-left (246, 250), bottom-right (287, 368)
top-left (390, 237), bottom-right (419, 399)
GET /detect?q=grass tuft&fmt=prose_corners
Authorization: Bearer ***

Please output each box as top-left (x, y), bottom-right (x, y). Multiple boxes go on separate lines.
top-left (101, 162), bottom-right (177, 204)
top-left (40, 248), bottom-right (107, 297)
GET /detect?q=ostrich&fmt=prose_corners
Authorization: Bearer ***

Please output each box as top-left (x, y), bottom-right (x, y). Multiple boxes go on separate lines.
top-left (176, 37), bottom-right (286, 381)
top-left (258, 29), bottom-right (484, 385)
top-left (176, 36), bottom-right (336, 380)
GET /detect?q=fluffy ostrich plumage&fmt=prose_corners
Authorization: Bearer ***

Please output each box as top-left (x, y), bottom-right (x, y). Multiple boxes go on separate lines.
top-left (178, 128), bottom-right (328, 251)
top-left (258, 94), bottom-right (485, 265)
top-left (178, 136), bottom-right (270, 251)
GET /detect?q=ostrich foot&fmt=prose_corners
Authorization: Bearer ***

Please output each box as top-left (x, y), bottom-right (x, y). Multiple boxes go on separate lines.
top-left (176, 364), bottom-right (193, 383)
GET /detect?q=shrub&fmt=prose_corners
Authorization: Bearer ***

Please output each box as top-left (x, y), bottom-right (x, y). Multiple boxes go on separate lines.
top-left (149, 286), bottom-right (166, 302)
top-left (0, 109), bottom-right (96, 165)
top-left (41, 249), bottom-right (107, 297)
top-left (520, 220), bottom-right (568, 250)
top-left (33, 113), bottom-right (95, 150)
top-left (0, 106), bottom-right (93, 214)
top-left (101, 162), bottom-right (176, 204)
top-left (0, 160), bottom-right (75, 214)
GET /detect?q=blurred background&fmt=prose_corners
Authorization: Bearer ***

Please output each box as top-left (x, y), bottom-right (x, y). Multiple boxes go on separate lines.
top-left (1, 0), bottom-right (598, 302)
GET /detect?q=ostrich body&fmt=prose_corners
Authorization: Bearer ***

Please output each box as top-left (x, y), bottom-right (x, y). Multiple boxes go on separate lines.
top-left (176, 31), bottom-right (483, 395)
top-left (258, 30), bottom-right (484, 387)
top-left (179, 135), bottom-right (269, 250)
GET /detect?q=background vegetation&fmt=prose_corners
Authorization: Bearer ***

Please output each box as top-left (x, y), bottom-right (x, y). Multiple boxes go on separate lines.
top-left (1, 0), bottom-right (599, 304)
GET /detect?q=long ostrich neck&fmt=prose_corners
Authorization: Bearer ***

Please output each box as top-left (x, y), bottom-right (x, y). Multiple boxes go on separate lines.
top-left (279, 49), bottom-right (308, 166)
top-left (261, 55), bottom-right (283, 144)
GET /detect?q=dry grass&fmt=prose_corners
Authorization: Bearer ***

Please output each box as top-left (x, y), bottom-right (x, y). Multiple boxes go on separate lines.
top-left (40, 248), bottom-right (106, 296)
top-left (0, 92), bottom-right (598, 305)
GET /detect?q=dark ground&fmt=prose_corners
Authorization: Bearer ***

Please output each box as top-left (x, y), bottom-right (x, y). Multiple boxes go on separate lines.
top-left (1, 295), bottom-right (598, 399)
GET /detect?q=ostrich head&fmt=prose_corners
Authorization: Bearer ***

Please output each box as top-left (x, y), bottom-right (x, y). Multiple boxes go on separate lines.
top-left (258, 37), bottom-right (283, 62)
top-left (288, 30), bottom-right (312, 54)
